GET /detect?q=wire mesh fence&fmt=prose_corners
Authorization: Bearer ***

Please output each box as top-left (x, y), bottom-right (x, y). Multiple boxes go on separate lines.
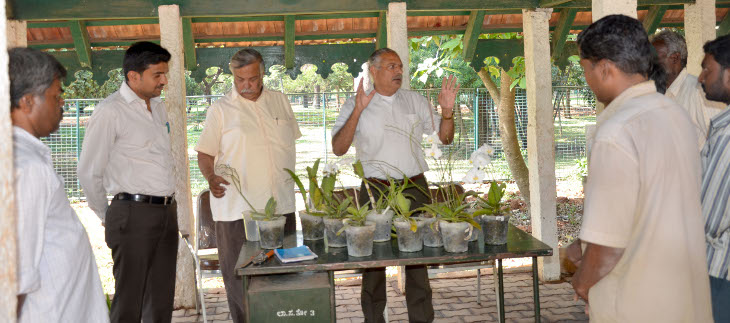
top-left (48, 87), bottom-right (595, 200)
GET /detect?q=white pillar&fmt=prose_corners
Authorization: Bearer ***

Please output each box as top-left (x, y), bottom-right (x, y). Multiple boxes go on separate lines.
top-left (591, 0), bottom-right (637, 21)
top-left (6, 20), bottom-right (26, 48)
top-left (0, 12), bottom-right (17, 323)
top-left (523, 8), bottom-right (560, 281)
top-left (387, 1), bottom-right (409, 90)
top-left (158, 4), bottom-right (196, 309)
top-left (685, 0), bottom-right (716, 76)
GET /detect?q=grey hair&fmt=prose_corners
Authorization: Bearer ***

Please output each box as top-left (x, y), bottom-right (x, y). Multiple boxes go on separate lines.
top-left (229, 48), bottom-right (265, 75)
top-left (9, 47), bottom-right (67, 109)
top-left (650, 30), bottom-right (688, 67)
top-left (367, 48), bottom-right (398, 68)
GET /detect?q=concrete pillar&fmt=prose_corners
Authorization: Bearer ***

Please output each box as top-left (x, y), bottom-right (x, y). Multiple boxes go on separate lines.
top-left (0, 11), bottom-right (17, 323)
top-left (523, 8), bottom-right (560, 281)
top-left (685, 0), bottom-right (716, 76)
top-left (387, 1), bottom-right (409, 90)
top-left (158, 4), bottom-right (196, 309)
top-left (6, 20), bottom-right (26, 48)
top-left (591, 0), bottom-right (637, 21)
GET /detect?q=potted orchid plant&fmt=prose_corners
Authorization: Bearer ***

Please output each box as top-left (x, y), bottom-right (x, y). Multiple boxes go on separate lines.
top-left (473, 181), bottom-right (511, 245)
top-left (216, 164), bottom-right (285, 248)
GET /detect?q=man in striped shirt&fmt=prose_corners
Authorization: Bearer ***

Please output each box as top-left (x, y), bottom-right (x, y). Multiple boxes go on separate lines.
top-left (699, 34), bottom-right (730, 322)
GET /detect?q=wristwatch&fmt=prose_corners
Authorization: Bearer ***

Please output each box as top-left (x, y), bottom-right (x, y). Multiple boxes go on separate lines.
top-left (442, 112), bottom-right (454, 120)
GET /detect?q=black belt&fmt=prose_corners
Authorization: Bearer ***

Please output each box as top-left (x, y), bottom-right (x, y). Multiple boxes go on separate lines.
top-left (367, 173), bottom-right (425, 186)
top-left (114, 192), bottom-right (175, 205)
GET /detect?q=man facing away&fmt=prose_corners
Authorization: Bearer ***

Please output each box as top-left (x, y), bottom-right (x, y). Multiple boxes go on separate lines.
top-left (650, 30), bottom-right (725, 148)
top-left (331, 48), bottom-right (459, 323)
top-left (195, 48), bottom-right (300, 323)
top-left (11, 47), bottom-right (108, 322)
top-left (566, 15), bottom-right (712, 322)
top-left (78, 41), bottom-right (178, 323)
top-left (697, 34), bottom-right (730, 323)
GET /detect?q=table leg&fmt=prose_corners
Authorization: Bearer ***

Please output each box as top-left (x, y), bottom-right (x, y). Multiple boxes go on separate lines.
top-left (532, 257), bottom-right (541, 323)
top-left (242, 276), bottom-right (250, 323)
top-left (498, 259), bottom-right (505, 323)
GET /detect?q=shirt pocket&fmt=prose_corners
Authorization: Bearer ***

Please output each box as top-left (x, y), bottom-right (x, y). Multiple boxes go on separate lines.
top-left (272, 118), bottom-right (297, 147)
top-left (400, 113), bottom-right (424, 139)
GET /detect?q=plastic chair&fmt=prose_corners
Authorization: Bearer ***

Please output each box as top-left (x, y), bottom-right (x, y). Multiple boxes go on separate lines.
top-left (181, 189), bottom-right (219, 323)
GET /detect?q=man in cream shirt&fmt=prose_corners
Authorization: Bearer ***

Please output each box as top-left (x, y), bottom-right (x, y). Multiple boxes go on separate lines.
top-left (651, 30), bottom-right (726, 147)
top-left (566, 15), bottom-right (712, 322)
top-left (195, 48), bottom-right (301, 323)
top-left (78, 42), bottom-right (178, 323)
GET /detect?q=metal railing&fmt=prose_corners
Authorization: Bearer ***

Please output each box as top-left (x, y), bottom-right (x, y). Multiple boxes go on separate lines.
top-left (45, 87), bottom-right (596, 200)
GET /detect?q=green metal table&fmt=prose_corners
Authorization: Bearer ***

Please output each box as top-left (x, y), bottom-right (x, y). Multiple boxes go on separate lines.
top-left (236, 224), bottom-right (553, 322)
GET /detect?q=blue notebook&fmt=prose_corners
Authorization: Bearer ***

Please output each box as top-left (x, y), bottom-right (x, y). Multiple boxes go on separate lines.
top-left (274, 245), bottom-right (318, 263)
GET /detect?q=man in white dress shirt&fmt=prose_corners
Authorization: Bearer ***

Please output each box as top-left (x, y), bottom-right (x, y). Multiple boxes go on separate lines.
top-left (195, 48), bottom-right (300, 323)
top-left (332, 48), bottom-right (459, 323)
top-left (650, 30), bottom-right (726, 147)
top-left (11, 48), bottom-right (109, 323)
top-left (78, 42), bottom-right (178, 323)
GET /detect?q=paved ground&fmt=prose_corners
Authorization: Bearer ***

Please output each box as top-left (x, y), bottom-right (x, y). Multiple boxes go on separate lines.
top-left (172, 271), bottom-right (588, 323)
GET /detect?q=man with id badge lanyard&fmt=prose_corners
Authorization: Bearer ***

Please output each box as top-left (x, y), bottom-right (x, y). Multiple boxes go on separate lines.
top-left (195, 48), bottom-right (301, 323)
top-left (79, 41), bottom-right (179, 323)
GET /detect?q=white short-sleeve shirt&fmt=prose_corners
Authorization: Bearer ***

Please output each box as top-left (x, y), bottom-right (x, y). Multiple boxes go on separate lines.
top-left (332, 89), bottom-right (441, 179)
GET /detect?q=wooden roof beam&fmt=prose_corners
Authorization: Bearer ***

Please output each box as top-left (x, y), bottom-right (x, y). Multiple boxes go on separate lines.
top-left (182, 17), bottom-right (197, 71)
top-left (69, 20), bottom-right (92, 68)
top-left (539, 0), bottom-right (575, 7)
top-left (376, 11), bottom-right (387, 49)
top-left (643, 5), bottom-right (668, 35)
top-left (551, 8), bottom-right (577, 61)
top-left (462, 10), bottom-right (486, 62)
top-left (284, 15), bottom-right (295, 69)
top-left (719, 12), bottom-right (730, 37)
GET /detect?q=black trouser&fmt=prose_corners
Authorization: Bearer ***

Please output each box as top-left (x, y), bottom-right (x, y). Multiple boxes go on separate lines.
top-left (105, 199), bottom-right (179, 323)
top-left (359, 175), bottom-right (434, 323)
top-left (216, 213), bottom-right (295, 323)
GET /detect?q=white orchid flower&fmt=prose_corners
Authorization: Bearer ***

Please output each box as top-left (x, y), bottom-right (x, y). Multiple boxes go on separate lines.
top-left (477, 144), bottom-right (495, 157)
top-left (424, 144), bottom-right (442, 159)
top-left (337, 157), bottom-right (356, 165)
top-left (425, 131), bottom-right (442, 145)
top-left (323, 163), bottom-right (339, 176)
top-left (462, 167), bottom-right (485, 184)
top-left (468, 151), bottom-right (491, 168)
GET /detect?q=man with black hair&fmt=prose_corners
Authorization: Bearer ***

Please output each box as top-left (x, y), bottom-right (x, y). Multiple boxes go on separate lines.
top-left (565, 15), bottom-right (712, 322)
top-left (78, 41), bottom-right (178, 323)
top-left (11, 47), bottom-right (109, 323)
top-left (650, 30), bottom-right (725, 148)
top-left (698, 34), bottom-right (730, 322)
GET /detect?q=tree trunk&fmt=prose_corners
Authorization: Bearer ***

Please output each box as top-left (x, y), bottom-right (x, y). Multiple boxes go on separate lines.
top-left (314, 84), bottom-right (321, 108)
top-left (479, 68), bottom-right (531, 206)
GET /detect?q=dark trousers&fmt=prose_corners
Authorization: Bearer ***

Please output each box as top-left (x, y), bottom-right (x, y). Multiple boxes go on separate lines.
top-left (105, 199), bottom-right (179, 323)
top-left (359, 176), bottom-right (434, 323)
top-left (710, 275), bottom-right (730, 323)
top-left (216, 213), bottom-right (296, 323)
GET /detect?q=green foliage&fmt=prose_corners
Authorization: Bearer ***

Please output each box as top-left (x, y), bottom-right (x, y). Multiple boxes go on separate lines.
top-left (285, 158), bottom-right (337, 216)
top-left (344, 203), bottom-right (371, 227)
top-left (215, 164), bottom-right (279, 220)
top-left (99, 69), bottom-right (124, 98)
top-left (473, 182), bottom-right (510, 217)
top-left (64, 70), bottom-right (101, 99)
top-left (418, 200), bottom-right (480, 230)
top-left (409, 35), bottom-right (482, 89)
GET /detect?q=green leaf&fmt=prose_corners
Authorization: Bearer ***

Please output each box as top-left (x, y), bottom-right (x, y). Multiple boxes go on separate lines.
top-left (284, 168), bottom-right (309, 213)
top-left (510, 78), bottom-right (520, 90)
top-left (353, 160), bottom-right (365, 178)
top-left (518, 77), bottom-right (527, 89)
top-left (441, 38), bottom-right (460, 50)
